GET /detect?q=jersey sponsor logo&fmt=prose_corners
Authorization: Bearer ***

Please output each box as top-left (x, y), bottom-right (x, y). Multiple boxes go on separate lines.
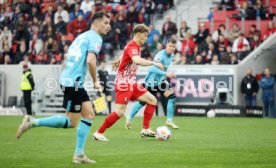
top-left (74, 105), bottom-right (81, 111)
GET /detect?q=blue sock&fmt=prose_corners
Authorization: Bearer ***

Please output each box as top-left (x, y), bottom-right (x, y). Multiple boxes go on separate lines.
top-left (75, 118), bottom-right (92, 156)
top-left (129, 102), bottom-right (144, 121)
top-left (167, 98), bottom-right (176, 121)
top-left (32, 115), bottom-right (71, 128)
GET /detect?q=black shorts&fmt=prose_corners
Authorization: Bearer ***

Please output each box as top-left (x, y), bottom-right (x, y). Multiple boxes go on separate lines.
top-left (61, 86), bottom-right (90, 113)
top-left (142, 80), bottom-right (171, 97)
top-left (102, 85), bottom-right (111, 96)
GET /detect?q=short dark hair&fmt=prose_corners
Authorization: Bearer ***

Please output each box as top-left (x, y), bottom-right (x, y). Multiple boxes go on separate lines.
top-left (91, 12), bottom-right (109, 24)
top-left (133, 24), bottom-right (150, 35)
top-left (167, 38), bottom-right (177, 44)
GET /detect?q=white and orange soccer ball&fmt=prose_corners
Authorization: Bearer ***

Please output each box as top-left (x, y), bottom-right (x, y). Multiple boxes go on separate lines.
top-left (155, 126), bottom-right (171, 140)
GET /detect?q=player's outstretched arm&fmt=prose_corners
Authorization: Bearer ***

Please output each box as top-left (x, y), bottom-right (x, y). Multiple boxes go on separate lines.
top-left (112, 55), bottom-right (122, 71)
top-left (87, 53), bottom-right (101, 89)
top-left (132, 56), bottom-right (164, 70)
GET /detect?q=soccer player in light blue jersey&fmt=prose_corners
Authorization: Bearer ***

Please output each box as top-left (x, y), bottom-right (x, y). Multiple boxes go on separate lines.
top-left (16, 13), bottom-right (111, 164)
top-left (126, 38), bottom-right (179, 129)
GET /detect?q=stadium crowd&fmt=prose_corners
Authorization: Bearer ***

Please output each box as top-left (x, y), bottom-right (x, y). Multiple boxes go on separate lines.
top-left (0, 0), bottom-right (275, 65)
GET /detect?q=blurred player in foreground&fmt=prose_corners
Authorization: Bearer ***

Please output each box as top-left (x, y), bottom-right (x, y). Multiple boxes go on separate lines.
top-left (16, 13), bottom-right (110, 164)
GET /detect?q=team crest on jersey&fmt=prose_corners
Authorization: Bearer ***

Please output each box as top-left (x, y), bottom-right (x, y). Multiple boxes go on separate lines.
top-left (74, 105), bottom-right (81, 111)
top-left (132, 49), bottom-right (138, 55)
top-left (156, 58), bottom-right (161, 62)
top-left (96, 43), bottom-right (101, 50)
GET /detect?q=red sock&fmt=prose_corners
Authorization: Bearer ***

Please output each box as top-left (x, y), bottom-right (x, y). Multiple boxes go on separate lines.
top-left (98, 112), bottom-right (120, 133)
top-left (143, 104), bottom-right (156, 129)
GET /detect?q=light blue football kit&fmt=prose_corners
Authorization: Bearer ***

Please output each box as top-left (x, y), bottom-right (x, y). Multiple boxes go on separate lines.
top-left (129, 49), bottom-right (176, 122)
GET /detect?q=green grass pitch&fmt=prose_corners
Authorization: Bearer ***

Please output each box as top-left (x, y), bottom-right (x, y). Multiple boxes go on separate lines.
top-left (1, 116), bottom-right (276, 168)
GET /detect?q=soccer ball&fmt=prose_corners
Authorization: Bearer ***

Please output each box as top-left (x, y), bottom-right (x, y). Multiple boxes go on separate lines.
top-left (207, 109), bottom-right (216, 118)
top-left (155, 126), bottom-right (171, 140)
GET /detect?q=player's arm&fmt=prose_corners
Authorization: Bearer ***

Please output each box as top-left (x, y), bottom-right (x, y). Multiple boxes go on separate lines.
top-left (132, 56), bottom-right (164, 70)
top-left (87, 53), bottom-right (100, 89)
top-left (112, 55), bottom-right (122, 71)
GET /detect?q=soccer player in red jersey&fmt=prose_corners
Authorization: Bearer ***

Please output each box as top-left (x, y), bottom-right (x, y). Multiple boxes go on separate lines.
top-left (93, 24), bottom-right (164, 141)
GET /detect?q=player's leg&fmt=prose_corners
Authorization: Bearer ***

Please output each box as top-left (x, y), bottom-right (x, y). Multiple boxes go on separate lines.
top-left (163, 89), bottom-right (179, 129)
top-left (126, 84), bottom-right (156, 129)
top-left (93, 85), bottom-right (130, 141)
top-left (73, 101), bottom-right (96, 164)
top-left (133, 84), bottom-right (157, 137)
top-left (128, 84), bottom-right (148, 121)
top-left (16, 109), bottom-right (73, 139)
top-left (93, 103), bottom-right (127, 141)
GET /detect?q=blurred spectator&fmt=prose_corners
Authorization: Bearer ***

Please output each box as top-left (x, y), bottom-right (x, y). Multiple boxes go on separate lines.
top-left (147, 25), bottom-right (161, 46)
top-left (238, 44), bottom-right (250, 61)
top-left (198, 34), bottom-right (212, 55)
top-left (255, 0), bottom-right (268, 20)
top-left (144, 0), bottom-right (155, 25)
top-left (49, 57), bottom-right (57, 64)
top-left (44, 6), bottom-right (55, 22)
top-left (29, 4), bottom-right (42, 21)
top-left (220, 0), bottom-right (235, 10)
top-left (195, 23), bottom-right (209, 44)
top-left (0, 6), bottom-right (13, 23)
top-left (54, 4), bottom-right (69, 24)
top-left (126, 5), bottom-right (139, 26)
top-left (85, 4), bottom-right (98, 21)
top-left (68, 15), bottom-right (87, 37)
top-left (0, 26), bottom-right (12, 50)
top-left (210, 54), bottom-right (220, 65)
top-left (15, 41), bottom-right (28, 64)
top-left (3, 53), bottom-right (12, 64)
top-left (35, 52), bottom-right (48, 64)
top-left (263, 21), bottom-right (276, 40)
top-left (220, 52), bottom-right (230, 64)
top-left (149, 34), bottom-right (160, 54)
top-left (217, 35), bottom-right (228, 56)
top-left (178, 55), bottom-right (188, 65)
top-left (19, 55), bottom-right (32, 68)
top-left (69, 3), bottom-right (84, 23)
top-left (179, 20), bottom-right (191, 41)
top-left (29, 34), bottom-right (43, 58)
top-left (194, 55), bottom-right (203, 64)
top-left (249, 33), bottom-right (262, 50)
top-left (228, 23), bottom-right (242, 43)
top-left (1, 44), bottom-right (13, 60)
top-left (181, 32), bottom-right (195, 58)
top-left (212, 24), bottom-right (228, 43)
top-left (141, 45), bottom-right (151, 60)
top-left (80, 0), bottom-right (95, 15)
top-left (203, 42), bottom-right (217, 63)
top-left (162, 16), bottom-right (177, 45)
top-left (247, 24), bottom-right (261, 40)
top-left (260, 68), bottom-right (275, 118)
top-left (58, 35), bottom-right (70, 54)
top-left (114, 14), bottom-right (128, 49)
top-left (44, 37), bottom-right (58, 55)
top-left (41, 16), bottom-right (55, 40)
top-left (102, 26), bottom-right (116, 59)
top-left (232, 33), bottom-right (250, 53)
top-left (238, 2), bottom-right (252, 19)
top-left (241, 68), bottom-right (259, 107)
top-left (55, 16), bottom-right (67, 35)
top-left (230, 54), bottom-right (238, 64)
